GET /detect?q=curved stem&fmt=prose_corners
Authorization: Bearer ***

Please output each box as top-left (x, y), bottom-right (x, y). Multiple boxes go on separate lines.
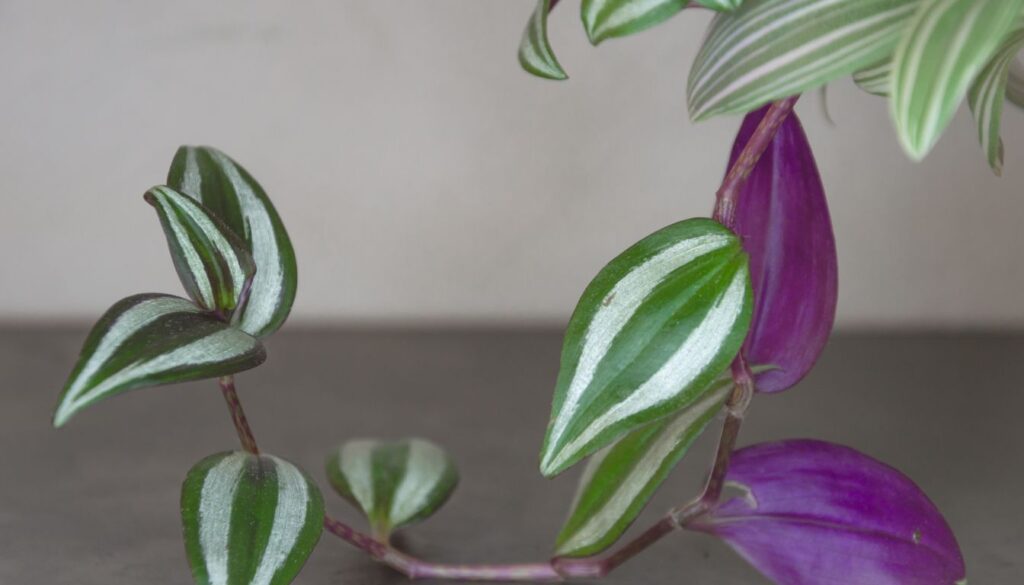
top-left (213, 97), bottom-right (796, 581)
top-left (713, 96), bottom-right (800, 230)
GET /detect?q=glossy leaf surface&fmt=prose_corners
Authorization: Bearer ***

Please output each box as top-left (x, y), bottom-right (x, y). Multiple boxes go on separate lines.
top-left (696, 0), bottom-right (744, 11)
top-left (168, 146), bottom-right (297, 338)
top-left (145, 186), bottom-right (256, 314)
top-left (729, 107), bottom-right (837, 393)
top-left (687, 0), bottom-right (918, 120)
top-left (518, 0), bottom-right (567, 80)
top-left (968, 27), bottom-right (1024, 175)
top-left (890, 0), bottom-right (1024, 160)
top-left (690, 439), bottom-right (967, 585)
top-left (182, 452), bottom-right (324, 585)
top-left (326, 438), bottom-right (458, 539)
top-left (581, 0), bottom-right (687, 45)
top-left (540, 218), bottom-right (751, 477)
top-left (53, 294), bottom-right (265, 427)
top-left (555, 379), bottom-right (730, 557)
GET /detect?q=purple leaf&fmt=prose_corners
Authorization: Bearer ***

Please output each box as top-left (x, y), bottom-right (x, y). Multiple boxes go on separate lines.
top-left (728, 107), bottom-right (838, 393)
top-left (690, 440), bottom-right (966, 585)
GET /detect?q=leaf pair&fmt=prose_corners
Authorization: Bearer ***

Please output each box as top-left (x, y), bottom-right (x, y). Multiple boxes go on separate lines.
top-left (53, 147), bottom-right (296, 427)
top-left (325, 438), bottom-right (459, 541)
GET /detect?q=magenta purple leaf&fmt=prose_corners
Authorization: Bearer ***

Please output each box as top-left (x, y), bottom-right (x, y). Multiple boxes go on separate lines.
top-left (690, 440), bottom-right (966, 585)
top-left (728, 106), bottom-right (838, 393)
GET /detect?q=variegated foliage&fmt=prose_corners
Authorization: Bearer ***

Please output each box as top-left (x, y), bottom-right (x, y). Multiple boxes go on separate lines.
top-left (145, 186), bottom-right (256, 314)
top-left (326, 438), bottom-right (459, 539)
top-left (555, 379), bottom-right (731, 557)
top-left (53, 294), bottom-right (265, 427)
top-left (581, 0), bottom-right (688, 45)
top-left (181, 452), bottom-right (324, 585)
top-left (968, 26), bottom-right (1024, 174)
top-left (168, 146), bottom-right (298, 339)
top-left (688, 0), bottom-right (919, 120)
top-left (540, 218), bottom-right (751, 477)
top-left (519, 0), bottom-right (567, 80)
top-left (890, 0), bottom-right (1024, 160)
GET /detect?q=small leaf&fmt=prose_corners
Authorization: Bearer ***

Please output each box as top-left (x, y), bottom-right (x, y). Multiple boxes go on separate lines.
top-left (181, 451), bottom-right (324, 585)
top-left (730, 107), bottom-right (837, 393)
top-left (890, 0), bottom-right (1024, 160)
top-left (968, 26), bottom-right (1024, 175)
top-left (687, 0), bottom-right (919, 120)
top-left (518, 0), bottom-right (568, 80)
top-left (326, 438), bottom-right (459, 540)
top-left (555, 379), bottom-right (731, 557)
top-left (581, 0), bottom-right (687, 45)
top-left (853, 58), bottom-right (893, 97)
top-left (167, 146), bottom-right (298, 338)
top-left (53, 294), bottom-right (265, 427)
top-left (689, 439), bottom-right (966, 585)
top-left (145, 186), bottom-right (256, 314)
top-left (540, 218), bottom-right (751, 477)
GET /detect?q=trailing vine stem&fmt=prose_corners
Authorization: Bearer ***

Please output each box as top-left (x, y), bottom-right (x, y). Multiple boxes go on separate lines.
top-left (213, 96), bottom-right (798, 582)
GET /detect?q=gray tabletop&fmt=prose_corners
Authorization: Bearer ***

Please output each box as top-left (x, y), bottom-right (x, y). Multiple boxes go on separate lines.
top-left (1, 328), bottom-right (1021, 584)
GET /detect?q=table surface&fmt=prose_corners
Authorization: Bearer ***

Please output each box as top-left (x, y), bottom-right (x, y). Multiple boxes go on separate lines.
top-left (1, 328), bottom-right (1021, 584)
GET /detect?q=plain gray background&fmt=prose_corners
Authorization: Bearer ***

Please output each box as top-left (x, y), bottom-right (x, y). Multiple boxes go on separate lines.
top-left (2, 1), bottom-right (1024, 328)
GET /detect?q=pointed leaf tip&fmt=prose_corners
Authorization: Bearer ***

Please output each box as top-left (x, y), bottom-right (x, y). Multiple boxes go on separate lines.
top-left (167, 146), bottom-right (297, 339)
top-left (518, 0), bottom-right (568, 80)
top-left (691, 439), bottom-right (966, 585)
top-left (326, 438), bottom-right (459, 539)
top-left (53, 294), bottom-right (265, 427)
top-left (145, 185), bottom-right (256, 315)
top-left (890, 0), bottom-right (1024, 161)
top-left (539, 218), bottom-right (751, 477)
top-left (182, 451), bottom-right (324, 585)
top-left (729, 107), bottom-right (837, 393)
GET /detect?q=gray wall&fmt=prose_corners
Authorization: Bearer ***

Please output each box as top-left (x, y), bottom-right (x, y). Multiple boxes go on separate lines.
top-left (2, 1), bottom-right (1023, 328)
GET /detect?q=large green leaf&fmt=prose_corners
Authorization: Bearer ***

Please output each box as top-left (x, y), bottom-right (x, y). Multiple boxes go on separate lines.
top-left (518, 0), bottom-right (568, 80)
top-left (555, 379), bottom-right (731, 557)
top-left (581, 0), bottom-right (687, 45)
top-left (687, 0), bottom-right (920, 120)
top-left (539, 218), bottom-right (751, 478)
top-left (53, 294), bottom-right (265, 427)
top-left (326, 438), bottom-right (458, 540)
top-left (181, 451), bottom-right (324, 585)
top-left (145, 186), bottom-right (256, 315)
top-left (968, 26), bottom-right (1024, 175)
top-left (890, 0), bottom-right (1024, 160)
top-left (167, 146), bottom-right (297, 338)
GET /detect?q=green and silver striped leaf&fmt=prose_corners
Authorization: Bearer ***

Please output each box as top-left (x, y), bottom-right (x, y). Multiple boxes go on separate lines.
top-left (853, 58), bottom-right (893, 96)
top-left (696, 0), bottom-right (744, 12)
top-left (168, 146), bottom-right (298, 338)
top-left (145, 186), bottom-right (256, 315)
top-left (890, 0), bottom-right (1024, 160)
top-left (181, 451), bottom-right (324, 585)
top-left (968, 26), bottom-right (1024, 175)
top-left (687, 0), bottom-right (920, 121)
top-left (555, 379), bottom-right (731, 557)
top-left (53, 294), bottom-right (265, 427)
top-left (539, 218), bottom-right (751, 478)
top-left (326, 438), bottom-right (458, 540)
top-left (581, 0), bottom-right (687, 45)
top-left (519, 0), bottom-right (568, 80)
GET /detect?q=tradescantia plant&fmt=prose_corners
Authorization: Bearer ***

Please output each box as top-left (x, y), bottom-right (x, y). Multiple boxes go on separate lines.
top-left (52, 1), bottom-right (990, 584)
